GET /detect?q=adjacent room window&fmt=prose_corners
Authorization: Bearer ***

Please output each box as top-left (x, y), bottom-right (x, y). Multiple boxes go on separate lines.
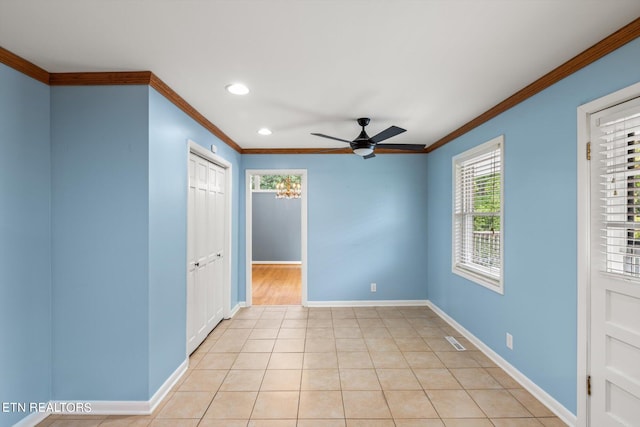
top-left (452, 135), bottom-right (504, 293)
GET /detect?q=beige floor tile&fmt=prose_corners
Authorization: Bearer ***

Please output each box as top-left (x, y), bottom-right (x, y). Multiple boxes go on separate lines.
top-left (357, 318), bottom-right (385, 328)
top-left (345, 420), bottom-right (394, 427)
top-left (426, 390), bottom-right (485, 418)
top-left (370, 351), bottom-right (408, 368)
top-left (467, 389), bottom-right (532, 418)
top-left (261, 311), bottom-right (286, 319)
top-left (490, 419), bottom-right (543, 427)
top-left (150, 391), bottom-right (175, 417)
top-left (249, 328), bottom-right (279, 339)
top-left (342, 390), bottom-right (392, 418)
top-left (204, 391), bottom-right (258, 419)
top-left (339, 368), bottom-right (381, 390)
top-left (186, 420), bottom-right (248, 427)
top-left (403, 351), bottom-right (445, 369)
top-left (156, 391), bottom-right (214, 419)
top-left (232, 353), bottom-right (271, 370)
top-left (361, 327), bottom-right (392, 338)
top-left (442, 419), bottom-right (493, 427)
top-left (281, 319), bottom-right (307, 328)
top-left (466, 351), bottom-right (496, 368)
top-left (394, 337), bottom-right (432, 352)
top-left (196, 353), bottom-right (238, 369)
top-left (228, 319), bottom-right (258, 329)
top-left (385, 390), bottom-right (439, 418)
top-left (235, 308), bottom-right (264, 319)
top-left (485, 367), bottom-right (522, 389)
top-left (425, 337), bottom-right (458, 351)
top-left (298, 391), bottom-right (345, 418)
top-left (388, 327), bottom-right (420, 338)
top-left (248, 420), bottom-right (296, 427)
top-left (297, 420), bottom-right (345, 427)
top-left (334, 327), bottom-right (363, 338)
top-left (284, 311), bottom-right (308, 320)
top-left (261, 369), bottom-right (302, 390)
top-left (268, 352), bottom-right (303, 369)
top-left (365, 338), bottom-right (400, 352)
top-left (383, 318), bottom-right (411, 328)
top-left (509, 389), bottom-right (554, 417)
top-left (537, 417), bottom-right (568, 426)
top-left (222, 328), bottom-right (252, 340)
top-left (220, 369), bottom-right (265, 391)
top-left (337, 351), bottom-right (374, 368)
top-left (305, 338), bottom-right (336, 352)
top-left (242, 339), bottom-right (275, 353)
top-left (331, 308), bottom-right (355, 318)
top-left (178, 369), bottom-right (227, 392)
top-left (304, 352), bottom-right (338, 369)
top-left (333, 318), bottom-right (359, 328)
top-left (449, 368), bottom-right (502, 389)
top-left (376, 368), bottom-right (422, 390)
top-left (148, 420), bottom-right (199, 427)
top-left (273, 338), bottom-right (305, 352)
top-left (307, 327), bottom-right (335, 338)
top-left (254, 319), bottom-right (283, 329)
top-left (394, 420), bottom-right (445, 427)
top-left (308, 311), bottom-right (332, 320)
top-left (435, 352), bottom-right (481, 368)
top-left (48, 421), bottom-right (102, 427)
top-left (335, 338), bottom-right (368, 351)
top-left (251, 391), bottom-right (299, 419)
top-left (277, 328), bottom-right (306, 339)
top-left (301, 369), bottom-right (341, 390)
top-left (98, 415), bottom-right (153, 427)
top-left (307, 319), bottom-right (333, 328)
top-left (354, 308), bottom-right (380, 318)
top-left (413, 369), bottom-right (462, 390)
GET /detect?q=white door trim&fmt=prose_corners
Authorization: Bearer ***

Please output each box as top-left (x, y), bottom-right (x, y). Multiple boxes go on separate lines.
top-left (245, 169), bottom-right (308, 306)
top-left (576, 81), bottom-right (640, 427)
top-left (187, 140), bottom-right (233, 322)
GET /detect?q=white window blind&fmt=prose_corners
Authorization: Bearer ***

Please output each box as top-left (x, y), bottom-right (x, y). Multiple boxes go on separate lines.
top-left (453, 136), bottom-right (503, 292)
top-left (594, 100), bottom-right (640, 279)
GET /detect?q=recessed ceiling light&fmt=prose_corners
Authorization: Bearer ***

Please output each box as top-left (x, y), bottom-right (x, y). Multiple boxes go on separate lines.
top-left (225, 83), bottom-right (249, 95)
top-left (258, 128), bottom-right (272, 136)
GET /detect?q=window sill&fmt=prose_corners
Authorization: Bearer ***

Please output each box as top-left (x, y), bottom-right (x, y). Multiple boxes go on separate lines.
top-left (452, 265), bottom-right (503, 295)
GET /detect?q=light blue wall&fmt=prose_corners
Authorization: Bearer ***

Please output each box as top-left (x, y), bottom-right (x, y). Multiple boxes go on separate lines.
top-left (241, 154), bottom-right (429, 302)
top-left (147, 87), bottom-right (242, 394)
top-left (252, 192), bottom-right (301, 262)
top-left (426, 37), bottom-right (640, 414)
top-left (50, 85), bottom-right (150, 400)
top-left (0, 64), bottom-right (51, 427)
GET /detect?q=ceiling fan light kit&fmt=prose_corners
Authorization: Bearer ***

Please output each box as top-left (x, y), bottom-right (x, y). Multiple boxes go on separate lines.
top-left (311, 117), bottom-right (425, 159)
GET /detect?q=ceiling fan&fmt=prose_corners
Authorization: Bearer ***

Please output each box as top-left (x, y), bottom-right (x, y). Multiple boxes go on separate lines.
top-left (311, 117), bottom-right (425, 159)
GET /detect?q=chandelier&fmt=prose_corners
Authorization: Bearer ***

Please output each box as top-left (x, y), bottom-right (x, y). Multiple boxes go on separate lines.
top-left (275, 176), bottom-right (301, 199)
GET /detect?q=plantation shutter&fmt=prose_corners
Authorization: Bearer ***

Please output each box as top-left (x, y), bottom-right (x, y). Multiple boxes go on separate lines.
top-left (594, 100), bottom-right (640, 278)
top-left (453, 140), bottom-right (502, 285)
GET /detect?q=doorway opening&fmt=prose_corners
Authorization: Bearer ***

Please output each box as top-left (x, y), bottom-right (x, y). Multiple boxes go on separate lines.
top-left (246, 169), bottom-right (307, 306)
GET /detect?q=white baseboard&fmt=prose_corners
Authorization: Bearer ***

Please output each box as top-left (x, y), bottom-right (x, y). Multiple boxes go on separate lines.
top-left (13, 410), bottom-right (49, 427)
top-left (17, 358), bottom-right (189, 425)
top-left (307, 299), bottom-right (429, 307)
top-left (252, 261), bottom-right (301, 265)
top-left (426, 300), bottom-right (577, 427)
top-left (228, 302), bottom-right (245, 318)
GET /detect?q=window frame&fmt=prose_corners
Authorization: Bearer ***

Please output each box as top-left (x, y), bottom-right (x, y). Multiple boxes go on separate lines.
top-left (451, 135), bottom-right (505, 294)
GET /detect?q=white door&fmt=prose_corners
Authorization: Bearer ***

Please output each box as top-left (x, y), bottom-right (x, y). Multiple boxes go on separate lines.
top-left (589, 97), bottom-right (640, 426)
top-left (187, 152), bottom-right (226, 354)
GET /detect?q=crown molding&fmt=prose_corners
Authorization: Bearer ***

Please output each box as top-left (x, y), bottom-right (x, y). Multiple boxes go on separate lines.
top-left (0, 46), bottom-right (49, 84)
top-left (242, 147), bottom-right (427, 155)
top-left (49, 71), bottom-right (152, 86)
top-left (426, 16), bottom-right (640, 153)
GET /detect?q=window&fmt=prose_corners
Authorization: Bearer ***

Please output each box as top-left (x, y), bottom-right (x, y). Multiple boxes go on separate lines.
top-left (452, 135), bottom-right (504, 293)
top-left (593, 100), bottom-right (640, 278)
top-left (251, 174), bottom-right (301, 191)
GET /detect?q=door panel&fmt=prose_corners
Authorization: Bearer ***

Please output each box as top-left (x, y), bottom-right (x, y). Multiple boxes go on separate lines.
top-left (589, 98), bottom-right (640, 426)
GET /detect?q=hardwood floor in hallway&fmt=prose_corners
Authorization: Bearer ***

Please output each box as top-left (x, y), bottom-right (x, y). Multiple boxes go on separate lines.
top-left (252, 264), bottom-right (301, 305)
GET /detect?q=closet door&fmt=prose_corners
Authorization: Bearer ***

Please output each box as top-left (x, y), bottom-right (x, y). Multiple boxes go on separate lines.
top-left (187, 153), bottom-right (225, 354)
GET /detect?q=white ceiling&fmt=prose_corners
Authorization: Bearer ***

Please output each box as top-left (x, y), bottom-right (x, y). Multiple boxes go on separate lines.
top-left (1, 1), bottom-right (639, 150)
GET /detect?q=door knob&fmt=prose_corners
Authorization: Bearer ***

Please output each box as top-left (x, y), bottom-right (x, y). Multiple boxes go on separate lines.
top-left (194, 262), bottom-right (200, 267)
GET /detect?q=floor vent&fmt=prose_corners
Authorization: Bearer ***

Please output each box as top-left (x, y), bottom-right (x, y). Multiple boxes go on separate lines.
top-left (445, 336), bottom-right (466, 351)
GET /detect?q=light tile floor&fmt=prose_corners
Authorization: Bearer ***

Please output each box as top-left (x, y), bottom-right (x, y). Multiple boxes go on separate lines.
top-left (37, 306), bottom-right (567, 427)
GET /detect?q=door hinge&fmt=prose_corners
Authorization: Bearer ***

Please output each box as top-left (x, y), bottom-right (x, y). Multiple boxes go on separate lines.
top-left (586, 142), bottom-right (591, 160)
top-left (587, 375), bottom-right (591, 396)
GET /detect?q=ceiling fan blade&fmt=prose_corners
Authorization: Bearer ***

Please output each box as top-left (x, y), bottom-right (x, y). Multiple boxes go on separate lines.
top-left (370, 126), bottom-right (406, 143)
top-left (375, 143), bottom-right (426, 151)
top-left (363, 153), bottom-right (376, 159)
top-left (310, 133), bottom-right (352, 144)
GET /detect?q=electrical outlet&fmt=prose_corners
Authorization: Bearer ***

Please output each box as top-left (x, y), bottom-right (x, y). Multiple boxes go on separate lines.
top-left (506, 333), bottom-right (513, 350)
top-left (370, 283), bottom-right (377, 292)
